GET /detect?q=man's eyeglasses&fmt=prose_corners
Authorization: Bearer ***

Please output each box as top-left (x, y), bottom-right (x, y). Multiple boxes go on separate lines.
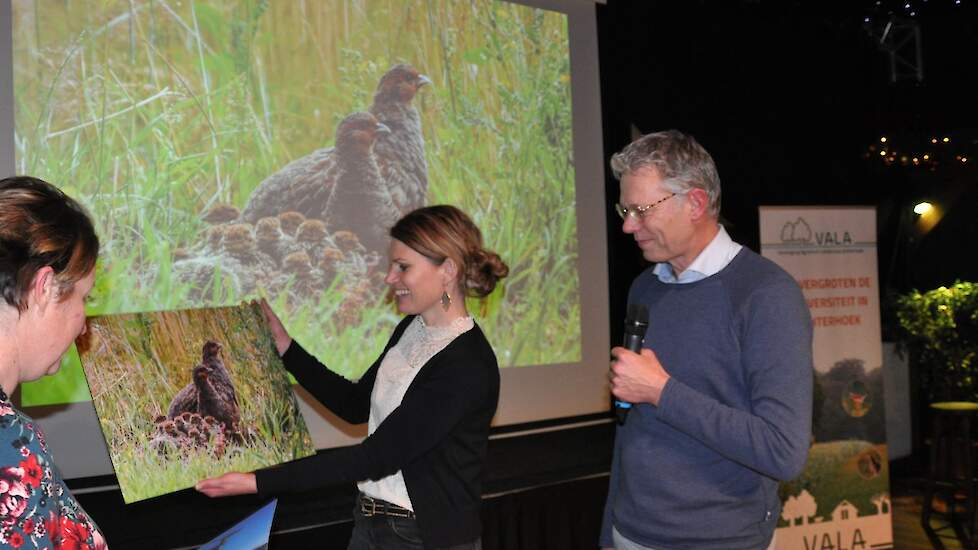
top-left (615, 193), bottom-right (677, 221)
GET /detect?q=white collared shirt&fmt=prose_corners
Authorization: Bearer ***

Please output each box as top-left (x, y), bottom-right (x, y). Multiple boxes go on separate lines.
top-left (652, 225), bottom-right (742, 284)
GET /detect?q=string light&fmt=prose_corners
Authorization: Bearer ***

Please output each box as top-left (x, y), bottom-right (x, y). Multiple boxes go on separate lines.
top-left (865, 132), bottom-right (975, 169)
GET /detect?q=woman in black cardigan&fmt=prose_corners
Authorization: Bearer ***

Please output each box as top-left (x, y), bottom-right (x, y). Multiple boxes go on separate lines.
top-left (198, 205), bottom-right (509, 550)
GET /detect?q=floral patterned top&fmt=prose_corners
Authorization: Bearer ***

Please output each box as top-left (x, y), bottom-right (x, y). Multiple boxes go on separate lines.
top-left (0, 390), bottom-right (107, 550)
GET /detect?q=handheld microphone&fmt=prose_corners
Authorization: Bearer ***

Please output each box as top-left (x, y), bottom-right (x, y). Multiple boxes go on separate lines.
top-left (615, 303), bottom-right (649, 425)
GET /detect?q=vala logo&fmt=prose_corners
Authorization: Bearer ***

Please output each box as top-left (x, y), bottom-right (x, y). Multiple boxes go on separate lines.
top-left (815, 231), bottom-right (853, 246)
top-left (781, 218), bottom-right (812, 243)
top-left (780, 217), bottom-right (853, 246)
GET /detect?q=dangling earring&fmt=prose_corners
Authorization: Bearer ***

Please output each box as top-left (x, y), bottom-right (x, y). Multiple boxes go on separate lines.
top-left (441, 290), bottom-right (452, 311)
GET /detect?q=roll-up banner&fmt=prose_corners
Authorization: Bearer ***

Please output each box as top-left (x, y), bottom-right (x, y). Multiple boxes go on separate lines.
top-left (760, 206), bottom-right (893, 550)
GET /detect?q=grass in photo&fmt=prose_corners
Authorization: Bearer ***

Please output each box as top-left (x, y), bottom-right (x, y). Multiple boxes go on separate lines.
top-left (13, 0), bottom-right (580, 406)
top-left (78, 303), bottom-right (315, 503)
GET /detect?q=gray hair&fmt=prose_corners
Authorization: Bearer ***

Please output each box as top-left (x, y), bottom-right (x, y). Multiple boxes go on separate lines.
top-left (610, 129), bottom-right (721, 217)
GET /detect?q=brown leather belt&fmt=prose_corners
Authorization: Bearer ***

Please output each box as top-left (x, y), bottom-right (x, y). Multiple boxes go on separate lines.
top-left (358, 493), bottom-right (416, 519)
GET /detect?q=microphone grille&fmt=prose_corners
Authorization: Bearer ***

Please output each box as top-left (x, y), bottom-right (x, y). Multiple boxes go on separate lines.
top-left (626, 303), bottom-right (649, 326)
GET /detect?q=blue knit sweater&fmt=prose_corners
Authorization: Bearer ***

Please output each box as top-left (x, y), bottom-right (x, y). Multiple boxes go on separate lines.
top-left (600, 248), bottom-right (813, 549)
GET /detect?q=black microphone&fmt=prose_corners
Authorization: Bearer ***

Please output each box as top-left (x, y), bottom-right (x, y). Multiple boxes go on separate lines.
top-left (615, 303), bottom-right (649, 425)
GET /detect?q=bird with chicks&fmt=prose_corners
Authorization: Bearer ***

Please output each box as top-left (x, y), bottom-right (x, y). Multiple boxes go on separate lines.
top-left (170, 63), bottom-right (431, 320)
top-left (239, 63), bottom-right (430, 226)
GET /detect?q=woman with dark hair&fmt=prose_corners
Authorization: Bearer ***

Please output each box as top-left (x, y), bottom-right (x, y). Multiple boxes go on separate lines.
top-left (198, 205), bottom-right (509, 550)
top-left (0, 176), bottom-right (107, 548)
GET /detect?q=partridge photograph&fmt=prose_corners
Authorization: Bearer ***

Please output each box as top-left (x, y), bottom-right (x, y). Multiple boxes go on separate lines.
top-left (77, 303), bottom-right (315, 503)
top-left (13, 0), bottom-right (579, 408)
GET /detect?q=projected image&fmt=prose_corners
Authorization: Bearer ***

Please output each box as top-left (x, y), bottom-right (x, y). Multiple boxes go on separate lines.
top-left (78, 304), bottom-right (315, 503)
top-left (13, 0), bottom-right (579, 405)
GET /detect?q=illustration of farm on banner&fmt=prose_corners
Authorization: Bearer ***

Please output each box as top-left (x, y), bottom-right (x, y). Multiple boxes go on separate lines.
top-left (77, 303), bottom-right (315, 503)
top-left (779, 488), bottom-right (892, 550)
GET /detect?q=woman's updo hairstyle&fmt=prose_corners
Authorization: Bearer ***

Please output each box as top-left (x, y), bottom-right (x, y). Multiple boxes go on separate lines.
top-left (390, 205), bottom-right (508, 298)
top-left (0, 176), bottom-right (100, 312)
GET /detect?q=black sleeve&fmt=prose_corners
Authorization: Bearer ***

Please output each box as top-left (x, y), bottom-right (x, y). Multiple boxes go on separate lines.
top-left (280, 341), bottom-right (374, 424)
top-left (280, 316), bottom-right (413, 424)
top-left (256, 332), bottom-right (494, 495)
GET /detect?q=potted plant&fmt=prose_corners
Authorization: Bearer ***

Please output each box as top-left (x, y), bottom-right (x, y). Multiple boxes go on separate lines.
top-left (895, 281), bottom-right (978, 403)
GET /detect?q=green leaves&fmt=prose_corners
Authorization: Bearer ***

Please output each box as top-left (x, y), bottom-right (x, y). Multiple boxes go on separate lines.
top-left (896, 281), bottom-right (978, 401)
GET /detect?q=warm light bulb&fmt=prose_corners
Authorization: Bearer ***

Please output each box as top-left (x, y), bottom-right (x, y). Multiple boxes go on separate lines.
top-left (963, 157), bottom-right (969, 163)
top-left (923, 154), bottom-right (930, 160)
top-left (913, 202), bottom-right (932, 215)
top-left (931, 138), bottom-right (938, 144)
top-left (943, 137), bottom-right (950, 143)
top-left (880, 137), bottom-right (887, 143)
top-left (879, 150), bottom-right (886, 156)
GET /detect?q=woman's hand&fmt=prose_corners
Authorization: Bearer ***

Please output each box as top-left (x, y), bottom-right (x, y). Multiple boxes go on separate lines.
top-left (195, 472), bottom-right (258, 497)
top-left (258, 298), bottom-right (292, 356)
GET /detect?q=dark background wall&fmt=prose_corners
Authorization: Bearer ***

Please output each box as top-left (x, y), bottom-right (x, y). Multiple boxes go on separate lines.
top-left (599, 0), bottom-right (978, 347)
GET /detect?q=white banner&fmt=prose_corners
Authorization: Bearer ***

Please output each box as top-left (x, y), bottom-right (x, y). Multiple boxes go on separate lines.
top-left (760, 206), bottom-right (893, 550)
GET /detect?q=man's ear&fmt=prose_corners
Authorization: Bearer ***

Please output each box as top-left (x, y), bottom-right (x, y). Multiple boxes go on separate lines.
top-left (686, 188), bottom-right (711, 222)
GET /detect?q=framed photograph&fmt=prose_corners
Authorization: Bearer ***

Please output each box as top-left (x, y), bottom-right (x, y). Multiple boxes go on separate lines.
top-left (78, 303), bottom-right (315, 503)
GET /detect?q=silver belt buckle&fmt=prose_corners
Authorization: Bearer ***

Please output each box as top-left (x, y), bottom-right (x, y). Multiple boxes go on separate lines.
top-left (361, 495), bottom-right (378, 517)
top-left (390, 505), bottom-right (410, 518)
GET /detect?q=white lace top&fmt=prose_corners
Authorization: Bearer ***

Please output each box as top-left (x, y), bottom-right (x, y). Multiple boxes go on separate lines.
top-left (357, 315), bottom-right (475, 510)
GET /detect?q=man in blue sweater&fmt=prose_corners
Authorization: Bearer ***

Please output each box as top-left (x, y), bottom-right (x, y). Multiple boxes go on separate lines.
top-left (600, 130), bottom-right (813, 550)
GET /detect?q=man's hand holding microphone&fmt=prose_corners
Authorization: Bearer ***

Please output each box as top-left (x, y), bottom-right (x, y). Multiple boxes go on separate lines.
top-left (611, 304), bottom-right (670, 423)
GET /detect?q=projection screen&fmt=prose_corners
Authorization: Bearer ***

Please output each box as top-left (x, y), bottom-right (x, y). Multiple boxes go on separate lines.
top-left (0, 0), bottom-right (608, 479)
